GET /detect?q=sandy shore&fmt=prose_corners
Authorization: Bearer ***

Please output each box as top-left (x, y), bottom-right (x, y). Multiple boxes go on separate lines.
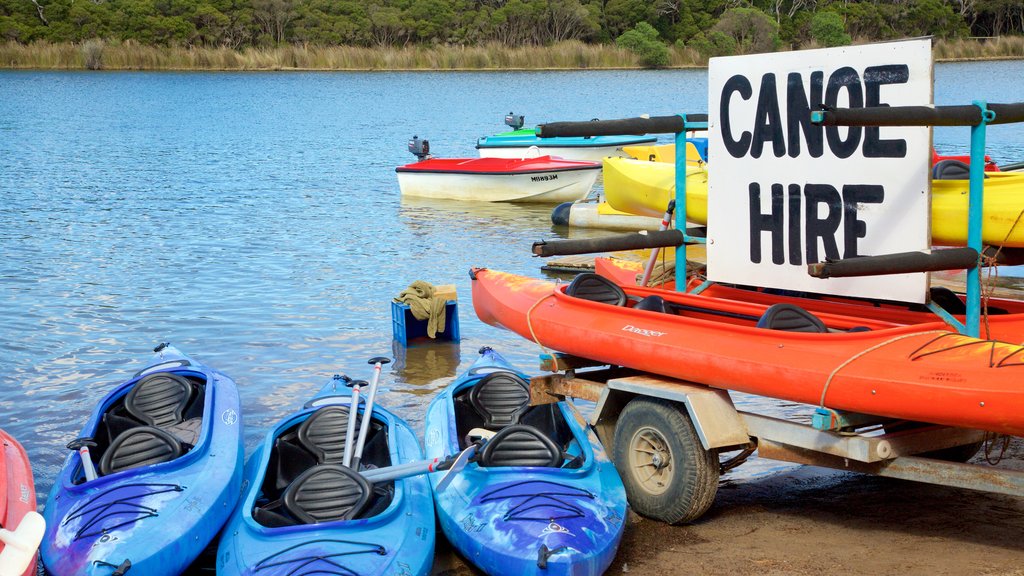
top-left (435, 437), bottom-right (1024, 576)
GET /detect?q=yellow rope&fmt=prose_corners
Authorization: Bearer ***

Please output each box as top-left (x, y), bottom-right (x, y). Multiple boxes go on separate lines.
top-left (526, 291), bottom-right (557, 371)
top-left (819, 330), bottom-right (950, 407)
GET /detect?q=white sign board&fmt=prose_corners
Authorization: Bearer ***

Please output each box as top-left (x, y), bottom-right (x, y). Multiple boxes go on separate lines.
top-left (706, 39), bottom-right (932, 303)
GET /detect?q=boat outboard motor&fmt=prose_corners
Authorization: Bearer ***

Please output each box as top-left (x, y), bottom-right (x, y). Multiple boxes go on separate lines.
top-left (408, 135), bottom-right (430, 161)
top-left (505, 112), bottom-right (525, 130)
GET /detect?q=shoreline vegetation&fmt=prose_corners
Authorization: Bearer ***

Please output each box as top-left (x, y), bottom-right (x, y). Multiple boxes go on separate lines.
top-left (2, 37), bottom-right (1024, 71)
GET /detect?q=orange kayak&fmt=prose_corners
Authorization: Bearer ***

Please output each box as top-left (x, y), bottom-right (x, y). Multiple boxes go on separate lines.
top-left (471, 268), bottom-right (1024, 436)
top-left (594, 257), bottom-right (1024, 343)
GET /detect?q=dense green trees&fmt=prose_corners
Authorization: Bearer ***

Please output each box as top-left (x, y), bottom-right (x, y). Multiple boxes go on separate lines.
top-left (1, 0), bottom-right (1023, 58)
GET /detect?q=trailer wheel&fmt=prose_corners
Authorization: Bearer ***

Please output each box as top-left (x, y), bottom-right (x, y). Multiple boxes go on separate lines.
top-left (612, 397), bottom-right (719, 524)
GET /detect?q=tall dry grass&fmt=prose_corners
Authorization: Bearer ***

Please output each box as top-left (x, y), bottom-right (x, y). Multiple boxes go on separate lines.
top-left (0, 40), bottom-right (696, 70)
top-left (934, 36), bottom-right (1024, 61)
top-left (0, 37), bottom-right (1021, 71)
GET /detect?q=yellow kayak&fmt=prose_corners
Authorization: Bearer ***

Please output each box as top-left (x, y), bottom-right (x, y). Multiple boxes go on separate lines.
top-left (622, 142), bottom-right (703, 164)
top-left (603, 157), bottom-right (1024, 248)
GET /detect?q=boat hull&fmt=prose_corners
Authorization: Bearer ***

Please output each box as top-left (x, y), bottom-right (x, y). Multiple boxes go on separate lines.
top-left (217, 381), bottom-right (434, 576)
top-left (397, 156), bottom-right (600, 203)
top-left (41, 347), bottom-right (244, 576)
top-left (471, 268), bottom-right (1024, 437)
top-left (477, 131), bottom-right (656, 162)
top-left (425, 349), bottom-right (627, 576)
top-left (1, 429), bottom-right (38, 576)
top-left (551, 200), bottom-right (664, 231)
top-left (603, 157), bottom-right (1024, 247)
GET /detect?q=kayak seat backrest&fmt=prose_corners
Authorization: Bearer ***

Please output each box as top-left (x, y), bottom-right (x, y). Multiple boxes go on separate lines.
top-left (98, 426), bottom-right (183, 475)
top-left (756, 303), bottom-right (828, 333)
top-left (634, 295), bottom-right (672, 314)
top-left (283, 464), bottom-right (372, 524)
top-left (478, 425), bottom-right (563, 468)
top-left (297, 405), bottom-right (351, 465)
top-left (566, 273), bottom-right (626, 306)
top-left (125, 372), bottom-right (194, 428)
top-left (469, 371), bottom-right (532, 430)
top-left (932, 159), bottom-right (972, 180)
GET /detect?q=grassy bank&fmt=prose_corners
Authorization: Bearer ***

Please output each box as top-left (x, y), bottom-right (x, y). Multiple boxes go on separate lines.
top-left (0, 38), bottom-right (1019, 71)
top-left (0, 40), bottom-right (698, 71)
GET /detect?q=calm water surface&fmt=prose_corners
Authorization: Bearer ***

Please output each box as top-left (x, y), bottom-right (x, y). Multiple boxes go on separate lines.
top-left (2, 62), bottom-right (1024, 505)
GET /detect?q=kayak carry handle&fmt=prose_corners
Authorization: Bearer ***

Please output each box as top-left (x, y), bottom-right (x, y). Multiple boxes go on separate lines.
top-left (813, 102), bottom-right (1024, 127)
top-left (536, 114), bottom-right (707, 138)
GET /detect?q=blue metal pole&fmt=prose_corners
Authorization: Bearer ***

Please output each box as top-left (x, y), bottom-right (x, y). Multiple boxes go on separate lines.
top-left (965, 101), bottom-right (993, 338)
top-left (674, 117), bottom-right (688, 292)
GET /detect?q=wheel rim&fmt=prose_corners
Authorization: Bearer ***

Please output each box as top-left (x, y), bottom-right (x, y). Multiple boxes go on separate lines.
top-left (628, 426), bottom-right (674, 495)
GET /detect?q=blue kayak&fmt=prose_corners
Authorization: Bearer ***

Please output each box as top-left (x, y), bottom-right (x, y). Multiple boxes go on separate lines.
top-left (41, 344), bottom-right (244, 576)
top-left (425, 347), bottom-right (627, 576)
top-left (217, 375), bottom-right (435, 576)
top-left (476, 128), bottom-right (657, 162)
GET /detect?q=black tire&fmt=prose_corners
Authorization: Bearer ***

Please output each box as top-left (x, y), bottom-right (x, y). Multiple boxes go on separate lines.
top-left (612, 397), bottom-right (719, 524)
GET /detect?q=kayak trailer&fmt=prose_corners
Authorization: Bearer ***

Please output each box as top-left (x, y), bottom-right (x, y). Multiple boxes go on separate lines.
top-left (529, 354), bottom-right (1022, 525)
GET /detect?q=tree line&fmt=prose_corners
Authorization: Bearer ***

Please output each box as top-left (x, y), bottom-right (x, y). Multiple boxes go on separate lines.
top-left (1, 0), bottom-right (1022, 58)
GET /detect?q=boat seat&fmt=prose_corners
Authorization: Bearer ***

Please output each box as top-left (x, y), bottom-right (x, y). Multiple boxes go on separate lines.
top-left (478, 425), bottom-right (562, 468)
top-left (125, 372), bottom-right (194, 428)
top-left (566, 273), bottom-right (626, 306)
top-left (282, 464), bottom-right (372, 524)
top-left (756, 303), bottom-right (828, 333)
top-left (297, 405), bottom-right (351, 465)
top-left (469, 371), bottom-right (531, 430)
top-left (633, 295), bottom-right (672, 314)
top-left (98, 426), bottom-right (183, 475)
top-left (932, 159), bottom-right (973, 180)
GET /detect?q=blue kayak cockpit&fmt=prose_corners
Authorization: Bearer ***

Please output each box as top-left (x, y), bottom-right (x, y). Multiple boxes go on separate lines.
top-left (251, 405), bottom-right (395, 528)
top-left (452, 370), bottom-right (584, 469)
top-left (70, 370), bottom-right (208, 484)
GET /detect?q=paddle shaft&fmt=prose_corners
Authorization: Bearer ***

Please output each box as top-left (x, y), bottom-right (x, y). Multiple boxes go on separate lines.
top-left (351, 361), bottom-right (384, 470)
top-left (342, 383), bottom-right (361, 468)
top-left (640, 200), bottom-right (676, 287)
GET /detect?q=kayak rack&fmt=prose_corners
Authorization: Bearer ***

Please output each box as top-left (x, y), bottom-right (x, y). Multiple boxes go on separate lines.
top-left (811, 102), bottom-right (1024, 337)
top-left (529, 357), bottom-right (1024, 524)
top-left (537, 103), bottom-right (1024, 338)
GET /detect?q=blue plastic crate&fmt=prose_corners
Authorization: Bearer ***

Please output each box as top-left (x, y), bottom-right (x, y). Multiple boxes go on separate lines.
top-left (391, 300), bottom-right (460, 345)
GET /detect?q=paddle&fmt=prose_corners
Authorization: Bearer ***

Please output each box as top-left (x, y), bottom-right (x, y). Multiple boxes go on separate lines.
top-left (67, 437), bottom-right (99, 482)
top-left (0, 511), bottom-right (45, 576)
top-left (639, 199), bottom-right (676, 287)
top-left (351, 356), bottom-right (391, 471)
top-left (342, 379), bottom-right (362, 468)
top-left (360, 434), bottom-right (490, 493)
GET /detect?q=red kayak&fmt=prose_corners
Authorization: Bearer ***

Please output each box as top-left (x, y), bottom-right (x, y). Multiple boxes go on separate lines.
top-left (472, 268), bottom-right (1024, 436)
top-left (594, 257), bottom-right (1024, 343)
top-left (1, 428), bottom-right (39, 576)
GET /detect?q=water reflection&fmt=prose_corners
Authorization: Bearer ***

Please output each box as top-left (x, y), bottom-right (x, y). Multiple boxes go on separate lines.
top-left (391, 340), bottom-right (461, 390)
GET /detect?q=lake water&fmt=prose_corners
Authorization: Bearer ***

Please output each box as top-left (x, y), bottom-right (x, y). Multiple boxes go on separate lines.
top-left (3, 61), bottom-right (1024, 513)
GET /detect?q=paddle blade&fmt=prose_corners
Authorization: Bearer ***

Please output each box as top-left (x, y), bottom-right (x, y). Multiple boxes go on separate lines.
top-left (0, 511), bottom-right (45, 576)
top-left (434, 444), bottom-right (477, 493)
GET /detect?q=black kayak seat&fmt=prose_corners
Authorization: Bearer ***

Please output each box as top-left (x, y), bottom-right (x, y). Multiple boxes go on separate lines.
top-left (283, 464), bottom-right (372, 524)
top-left (99, 426), bottom-right (183, 475)
top-left (933, 159), bottom-right (974, 180)
top-left (297, 405), bottom-right (351, 465)
top-left (566, 273), bottom-right (626, 306)
top-left (633, 295), bottom-right (671, 314)
top-left (469, 371), bottom-right (531, 430)
top-left (125, 372), bottom-right (194, 428)
top-left (478, 425), bottom-right (562, 468)
top-left (756, 303), bottom-right (828, 333)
